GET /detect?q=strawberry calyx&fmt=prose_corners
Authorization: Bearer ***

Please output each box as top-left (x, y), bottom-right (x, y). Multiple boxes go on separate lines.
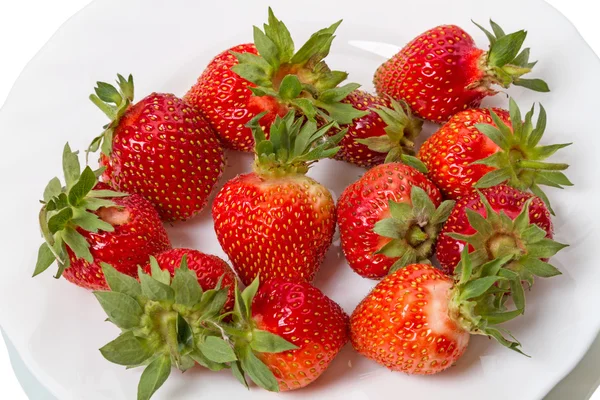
top-left (248, 111), bottom-right (346, 177)
top-left (448, 249), bottom-right (526, 354)
top-left (94, 259), bottom-right (236, 400)
top-left (231, 8), bottom-right (367, 126)
top-left (374, 186), bottom-right (455, 272)
top-left (355, 98), bottom-right (424, 163)
top-left (445, 192), bottom-right (568, 288)
top-left (471, 20), bottom-right (549, 93)
top-left (87, 73), bottom-right (135, 157)
top-left (34, 143), bottom-right (127, 279)
top-left (472, 98), bottom-right (572, 214)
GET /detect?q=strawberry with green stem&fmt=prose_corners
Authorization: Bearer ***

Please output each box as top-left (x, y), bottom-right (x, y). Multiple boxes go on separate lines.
top-left (350, 250), bottom-right (527, 375)
top-left (185, 8), bottom-right (366, 152)
top-left (437, 185), bottom-right (567, 288)
top-left (417, 98), bottom-right (571, 211)
top-left (334, 91), bottom-right (423, 167)
top-left (337, 162), bottom-right (454, 279)
top-left (374, 20), bottom-right (549, 122)
top-left (34, 143), bottom-right (171, 290)
top-left (88, 74), bottom-right (225, 221)
top-left (212, 111), bottom-right (344, 286)
top-left (95, 265), bottom-right (347, 398)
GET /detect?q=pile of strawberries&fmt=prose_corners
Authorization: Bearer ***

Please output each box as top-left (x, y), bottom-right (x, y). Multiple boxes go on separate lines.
top-left (34, 8), bottom-right (571, 400)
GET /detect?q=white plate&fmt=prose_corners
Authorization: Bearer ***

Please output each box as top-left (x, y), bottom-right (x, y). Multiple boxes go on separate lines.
top-left (0, 0), bottom-right (598, 399)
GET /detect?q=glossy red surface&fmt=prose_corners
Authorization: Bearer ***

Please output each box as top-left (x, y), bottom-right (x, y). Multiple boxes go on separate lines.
top-left (100, 92), bottom-right (224, 221)
top-left (212, 173), bottom-right (336, 286)
top-left (350, 264), bottom-right (470, 374)
top-left (252, 278), bottom-right (349, 391)
top-left (335, 90), bottom-right (391, 167)
top-left (374, 25), bottom-right (491, 122)
top-left (184, 43), bottom-right (288, 152)
top-left (418, 108), bottom-right (510, 199)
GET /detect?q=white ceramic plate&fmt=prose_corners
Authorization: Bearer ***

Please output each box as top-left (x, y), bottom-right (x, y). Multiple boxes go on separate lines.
top-left (0, 0), bottom-right (598, 399)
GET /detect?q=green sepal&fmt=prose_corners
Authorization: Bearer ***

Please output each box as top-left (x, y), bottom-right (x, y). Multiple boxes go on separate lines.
top-left (101, 262), bottom-right (142, 297)
top-left (99, 331), bottom-right (154, 366)
top-left (250, 111), bottom-right (344, 176)
top-left (230, 8), bottom-right (365, 126)
top-left (472, 20), bottom-right (549, 93)
top-left (472, 99), bottom-right (571, 212)
top-left (139, 267), bottom-right (175, 302)
top-left (93, 291), bottom-right (143, 329)
top-left (35, 143), bottom-right (127, 279)
top-left (198, 336), bottom-right (238, 363)
top-left (448, 191), bottom-right (567, 287)
top-left (373, 186), bottom-right (455, 272)
top-left (250, 329), bottom-right (299, 353)
top-left (449, 250), bottom-right (525, 354)
top-left (355, 98), bottom-right (423, 163)
top-left (239, 345), bottom-right (280, 392)
top-left (88, 73), bottom-right (135, 157)
top-left (137, 355), bottom-right (171, 400)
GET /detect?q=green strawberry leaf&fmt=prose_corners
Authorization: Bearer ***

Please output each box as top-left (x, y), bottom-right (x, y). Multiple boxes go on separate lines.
top-left (33, 243), bottom-right (56, 277)
top-left (250, 330), bottom-right (298, 353)
top-left (62, 143), bottom-right (81, 190)
top-left (190, 350), bottom-right (229, 372)
top-left (68, 166), bottom-right (97, 206)
top-left (149, 256), bottom-right (171, 285)
top-left (139, 267), bottom-right (174, 301)
top-left (239, 346), bottom-right (279, 392)
top-left (101, 263), bottom-right (142, 296)
top-left (172, 264), bottom-right (203, 308)
top-left (61, 226), bottom-right (93, 263)
top-left (198, 336), bottom-right (237, 363)
top-left (100, 331), bottom-right (153, 366)
top-left (48, 208), bottom-right (73, 234)
top-left (43, 177), bottom-right (62, 203)
top-left (137, 355), bottom-right (171, 400)
top-left (93, 291), bottom-right (143, 329)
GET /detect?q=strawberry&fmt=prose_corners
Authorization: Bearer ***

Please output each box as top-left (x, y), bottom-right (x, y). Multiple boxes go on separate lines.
top-left (34, 144), bottom-right (171, 290)
top-left (337, 162), bottom-right (454, 279)
top-left (351, 252), bottom-right (527, 375)
top-left (88, 74), bottom-right (225, 221)
top-left (93, 261), bottom-right (239, 400)
top-left (436, 185), bottom-right (567, 285)
top-left (143, 248), bottom-right (236, 312)
top-left (212, 112), bottom-right (342, 286)
top-left (94, 272), bottom-right (347, 397)
top-left (185, 8), bottom-right (365, 152)
top-left (417, 99), bottom-right (571, 211)
top-left (334, 90), bottom-right (423, 167)
top-left (374, 21), bottom-right (549, 122)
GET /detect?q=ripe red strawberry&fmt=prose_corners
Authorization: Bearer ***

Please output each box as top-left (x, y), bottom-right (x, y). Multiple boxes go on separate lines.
top-left (143, 248), bottom-right (237, 312)
top-left (436, 185), bottom-right (566, 285)
top-left (185, 8), bottom-right (365, 152)
top-left (334, 90), bottom-right (423, 167)
top-left (34, 144), bottom-right (171, 290)
top-left (374, 21), bottom-right (549, 122)
top-left (184, 43), bottom-right (287, 151)
top-left (417, 99), bottom-right (571, 210)
top-left (88, 74), bottom-right (225, 221)
top-left (337, 162), bottom-right (454, 279)
top-left (213, 112), bottom-right (341, 286)
top-left (351, 254), bottom-right (526, 375)
top-left (231, 278), bottom-right (349, 391)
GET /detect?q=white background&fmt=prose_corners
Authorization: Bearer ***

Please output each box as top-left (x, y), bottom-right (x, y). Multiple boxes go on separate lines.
top-left (0, 0), bottom-right (597, 399)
